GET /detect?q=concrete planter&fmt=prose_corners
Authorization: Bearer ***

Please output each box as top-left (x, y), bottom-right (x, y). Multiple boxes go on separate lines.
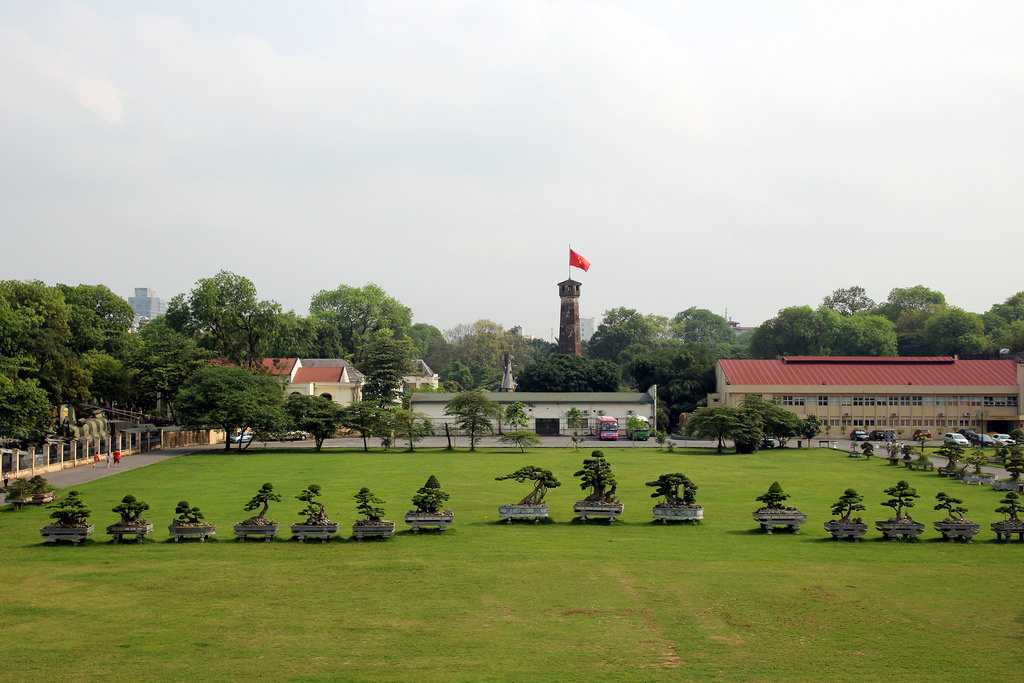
top-left (573, 501), bottom-right (624, 522)
top-left (752, 508), bottom-right (807, 533)
top-left (823, 519), bottom-right (868, 540)
top-left (933, 520), bottom-right (980, 542)
top-left (404, 511), bottom-right (454, 532)
top-left (351, 520), bottom-right (395, 540)
top-left (651, 504), bottom-right (703, 523)
top-left (498, 504), bottom-right (549, 523)
top-left (991, 520), bottom-right (1024, 542)
top-left (233, 522), bottom-right (279, 542)
top-left (875, 519), bottom-right (925, 540)
top-left (168, 523), bottom-right (216, 542)
top-left (40, 524), bottom-right (94, 544)
top-left (290, 523), bottom-right (339, 542)
top-left (991, 479), bottom-right (1024, 492)
top-left (11, 492), bottom-right (56, 511)
top-left (106, 522), bottom-right (154, 542)
top-left (960, 473), bottom-right (995, 486)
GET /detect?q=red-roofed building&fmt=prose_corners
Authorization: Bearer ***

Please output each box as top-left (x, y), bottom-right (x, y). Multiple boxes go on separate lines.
top-left (708, 356), bottom-right (1024, 437)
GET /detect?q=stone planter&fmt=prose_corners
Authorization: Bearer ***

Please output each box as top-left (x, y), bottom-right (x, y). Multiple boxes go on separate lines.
top-left (498, 504), bottom-right (549, 523)
top-left (960, 473), bottom-right (995, 486)
top-left (40, 524), bottom-right (94, 544)
top-left (990, 479), bottom-right (1024, 492)
top-left (875, 519), bottom-right (925, 540)
top-left (168, 523), bottom-right (216, 542)
top-left (106, 522), bottom-right (154, 542)
top-left (651, 504), bottom-right (703, 524)
top-left (404, 511), bottom-right (454, 532)
top-left (11, 492), bottom-right (55, 511)
top-left (233, 522), bottom-right (279, 542)
top-left (933, 519), bottom-right (980, 542)
top-left (823, 519), bottom-right (868, 540)
top-left (290, 523), bottom-right (339, 542)
top-left (991, 520), bottom-right (1024, 542)
top-left (752, 508), bottom-right (807, 533)
top-left (573, 501), bottom-right (624, 522)
top-left (351, 520), bottom-right (396, 540)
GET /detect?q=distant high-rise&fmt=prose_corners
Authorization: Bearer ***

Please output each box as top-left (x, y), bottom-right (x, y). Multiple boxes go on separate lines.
top-left (557, 279), bottom-right (582, 356)
top-left (127, 287), bottom-right (166, 320)
top-left (580, 317), bottom-right (595, 342)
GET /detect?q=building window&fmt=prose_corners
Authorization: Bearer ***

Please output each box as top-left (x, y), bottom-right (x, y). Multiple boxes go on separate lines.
top-left (898, 395), bottom-right (911, 406)
top-left (840, 396), bottom-right (852, 406)
top-left (853, 396), bottom-right (875, 407)
top-left (853, 419), bottom-right (864, 426)
top-left (912, 418), bottom-right (922, 426)
top-left (829, 418), bottom-right (841, 427)
top-left (984, 396), bottom-right (1013, 407)
top-left (911, 396), bottom-right (923, 406)
top-left (1010, 396), bottom-right (1019, 407)
top-left (887, 396), bottom-right (899, 406)
top-left (818, 395), bottom-right (830, 406)
top-left (781, 395), bottom-right (804, 406)
top-left (900, 418), bottom-right (912, 426)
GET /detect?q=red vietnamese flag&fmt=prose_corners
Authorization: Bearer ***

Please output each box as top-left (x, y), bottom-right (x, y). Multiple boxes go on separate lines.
top-left (569, 248), bottom-right (590, 272)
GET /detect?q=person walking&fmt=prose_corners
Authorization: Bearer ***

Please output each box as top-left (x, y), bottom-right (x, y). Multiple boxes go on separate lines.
top-left (106, 451), bottom-right (113, 468)
top-left (113, 450), bottom-right (121, 466)
top-left (92, 450), bottom-right (100, 468)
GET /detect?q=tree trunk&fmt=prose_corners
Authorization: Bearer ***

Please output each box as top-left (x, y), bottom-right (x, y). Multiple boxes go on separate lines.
top-left (315, 435), bottom-right (324, 451)
top-left (361, 432), bottom-right (368, 452)
top-left (445, 423), bottom-right (453, 451)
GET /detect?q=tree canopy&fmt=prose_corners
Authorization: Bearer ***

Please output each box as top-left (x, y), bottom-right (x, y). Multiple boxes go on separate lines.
top-left (517, 354), bottom-right (620, 392)
top-left (175, 365), bottom-right (285, 449)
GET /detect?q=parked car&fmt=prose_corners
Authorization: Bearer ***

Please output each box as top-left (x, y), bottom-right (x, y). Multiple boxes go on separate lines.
top-left (991, 433), bottom-right (1016, 446)
top-left (944, 432), bottom-right (970, 447)
top-left (976, 434), bottom-right (998, 447)
top-left (229, 432), bottom-right (254, 444)
top-left (911, 429), bottom-right (933, 441)
top-left (869, 430), bottom-right (896, 441)
top-left (283, 431), bottom-right (309, 441)
top-left (849, 430), bottom-right (869, 441)
top-left (957, 429), bottom-right (981, 444)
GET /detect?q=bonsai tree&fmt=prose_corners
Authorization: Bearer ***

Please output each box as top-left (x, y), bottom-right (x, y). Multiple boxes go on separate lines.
top-left (830, 488), bottom-right (866, 521)
top-left (573, 450), bottom-right (618, 502)
top-left (964, 449), bottom-right (989, 476)
top-left (654, 431), bottom-right (667, 450)
top-left (1005, 446), bottom-right (1024, 481)
top-left (48, 491), bottom-right (90, 527)
top-left (410, 475), bottom-right (450, 514)
top-left (755, 481), bottom-right (791, 510)
top-left (645, 473), bottom-right (697, 506)
top-left (5, 478), bottom-right (33, 504)
top-left (861, 442), bottom-right (874, 458)
top-left (354, 487), bottom-right (386, 522)
top-left (995, 491), bottom-right (1022, 521)
top-left (882, 480), bottom-right (919, 521)
top-left (173, 500), bottom-right (206, 526)
top-left (934, 491), bottom-right (968, 521)
top-left (495, 466), bottom-right (561, 505)
top-left (111, 495), bottom-right (150, 525)
top-left (935, 442), bottom-right (965, 474)
top-left (296, 484), bottom-right (331, 525)
top-left (242, 482), bottom-right (282, 524)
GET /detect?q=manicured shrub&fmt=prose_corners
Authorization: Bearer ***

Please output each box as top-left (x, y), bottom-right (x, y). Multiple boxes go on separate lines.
top-left (48, 491), bottom-right (90, 527)
top-left (645, 473), bottom-right (697, 506)
top-left (1005, 447), bottom-right (1024, 481)
top-left (934, 492), bottom-right (968, 521)
top-left (241, 482), bottom-right (281, 524)
top-left (173, 500), bottom-right (206, 526)
top-left (755, 481), bottom-right (791, 510)
top-left (495, 466), bottom-right (561, 505)
top-left (995, 491), bottom-right (1022, 522)
top-left (830, 488), bottom-right (865, 521)
top-left (354, 487), bottom-right (386, 522)
top-left (882, 480), bottom-right (918, 520)
top-left (296, 484), bottom-right (331, 525)
top-left (573, 450), bottom-right (618, 503)
top-left (111, 495), bottom-right (149, 525)
top-left (411, 475), bottom-right (450, 514)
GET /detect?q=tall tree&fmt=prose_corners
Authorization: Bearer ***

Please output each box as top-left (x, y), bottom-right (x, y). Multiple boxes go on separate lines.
top-left (338, 401), bottom-right (387, 452)
top-left (821, 286), bottom-right (876, 316)
top-left (670, 308), bottom-right (735, 346)
top-left (285, 394), bottom-right (343, 451)
top-left (444, 390), bottom-right (496, 451)
top-left (175, 365), bottom-right (286, 450)
top-left (587, 308), bottom-right (668, 363)
top-left (684, 406), bottom-right (740, 453)
top-left (81, 351), bottom-right (133, 406)
top-left (750, 306), bottom-right (832, 358)
top-left (128, 318), bottom-right (209, 420)
top-left (359, 331), bottom-right (415, 408)
top-left (876, 285), bottom-right (946, 321)
top-left (0, 375), bottom-right (52, 442)
top-left (920, 308), bottom-right (990, 357)
top-left (517, 354), bottom-right (620, 392)
top-left (832, 313), bottom-right (898, 356)
top-left (309, 283), bottom-right (412, 358)
top-left (627, 340), bottom-right (716, 429)
top-left (56, 284), bottom-right (135, 357)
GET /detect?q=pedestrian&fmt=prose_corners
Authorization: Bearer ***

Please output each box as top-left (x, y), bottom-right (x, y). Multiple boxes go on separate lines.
top-left (106, 451), bottom-right (112, 468)
top-left (92, 451), bottom-right (100, 468)
top-left (3, 474), bottom-right (9, 490)
top-left (113, 450), bottom-right (121, 466)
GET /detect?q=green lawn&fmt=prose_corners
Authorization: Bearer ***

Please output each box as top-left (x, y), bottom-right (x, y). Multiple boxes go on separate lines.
top-left (2, 447), bottom-right (1021, 682)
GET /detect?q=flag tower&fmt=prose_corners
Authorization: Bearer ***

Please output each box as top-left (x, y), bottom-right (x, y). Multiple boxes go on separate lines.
top-left (558, 247), bottom-right (590, 356)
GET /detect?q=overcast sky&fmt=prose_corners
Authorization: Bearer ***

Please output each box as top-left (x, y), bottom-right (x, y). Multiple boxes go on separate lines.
top-left (2, 2), bottom-right (1022, 340)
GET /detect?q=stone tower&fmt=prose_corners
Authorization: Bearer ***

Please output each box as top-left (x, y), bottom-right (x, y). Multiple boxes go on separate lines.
top-left (558, 279), bottom-right (582, 356)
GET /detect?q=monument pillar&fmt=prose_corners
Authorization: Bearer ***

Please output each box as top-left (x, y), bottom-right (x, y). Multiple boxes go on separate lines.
top-left (558, 279), bottom-right (582, 356)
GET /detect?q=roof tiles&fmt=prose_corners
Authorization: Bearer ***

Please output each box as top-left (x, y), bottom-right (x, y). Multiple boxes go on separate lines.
top-left (720, 357), bottom-right (1017, 387)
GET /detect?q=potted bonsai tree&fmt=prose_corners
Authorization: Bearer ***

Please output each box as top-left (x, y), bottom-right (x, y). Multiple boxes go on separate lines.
top-left (991, 491), bottom-right (1024, 542)
top-left (823, 488), bottom-right (867, 540)
top-left (935, 443), bottom-right (964, 478)
top-left (572, 450), bottom-right (624, 522)
top-left (646, 473), bottom-right (702, 523)
top-left (290, 484), bottom-right (338, 542)
top-left (932, 491), bottom-right (979, 542)
top-left (234, 482), bottom-right (281, 542)
top-left (40, 490), bottom-right (93, 544)
top-left (875, 480), bottom-right (925, 540)
top-left (404, 475), bottom-right (454, 532)
top-left (752, 481), bottom-right (807, 533)
top-left (168, 500), bottom-right (216, 542)
top-left (496, 466), bottom-right (561, 523)
top-left (351, 487), bottom-right (395, 539)
top-left (7, 475), bottom-right (56, 510)
top-left (992, 445), bottom-right (1024, 491)
top-left (860, 442), bottom-right (874, 459)
top-left (960, 449), bottom-right (994, 485)
top-left (106, 494), bottom-right (153, 542)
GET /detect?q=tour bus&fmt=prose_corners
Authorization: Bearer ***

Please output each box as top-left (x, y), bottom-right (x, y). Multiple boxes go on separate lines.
top-left (627, 415), bottom-right (651, 441)
top-left (597, 415), bottom-right (620, 441)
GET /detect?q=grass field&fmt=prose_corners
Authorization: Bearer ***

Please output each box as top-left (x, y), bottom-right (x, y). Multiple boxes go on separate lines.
top-left (2, 447), bottom-right (1021, 682)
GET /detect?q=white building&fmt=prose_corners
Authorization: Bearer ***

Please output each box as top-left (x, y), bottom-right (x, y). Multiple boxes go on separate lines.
top-left (261, 358), bottom-right (364, 406)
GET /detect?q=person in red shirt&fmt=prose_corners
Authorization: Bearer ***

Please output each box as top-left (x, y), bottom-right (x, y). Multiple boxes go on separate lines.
top-left (113, 450), bottom-right (121, 466)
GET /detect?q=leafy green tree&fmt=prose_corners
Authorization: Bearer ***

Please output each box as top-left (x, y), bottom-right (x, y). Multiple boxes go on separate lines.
top-left (499, 401), bottom-right (539, 451)
top-left (685, 406), bottom-right (739, 453)
top-left (309, 283), bottom-right (412, 359)
top-left (566, 407), bottom-right (587, 450)
top-left (495, 466), bottom-right (561, 505)
top-left (411, 475), bottom-right (450, 514)
top-left (800, 416), bottom-right (823, 446)
top-left (934, 492), bottom-right (967, 521)
top-left (645, 473), bottom-right (697, 505)
top-left (626, 340), bottom-right (716, 427)
top-left (832, 313), bottom-right (898, 356)
top-left (830, 489), bottom-right (865, 521)
top-left (964, 449), bottom-right (989, 476)
top-left (920, 308), bottom-right (990, 357)
top-left (175, 365), bottom-right (286, 450)
top-left (359, 330), bottom-right (415, 408)
top-left (444, 390), bottom-right (496, 451)
top-left (338, 401), bottom-right (387, 452)
top-left (574, 450), bottom-right (618, 502)
top-left (587, 307), bottom-right (668, 363)
top-left (111, 495), bottom-right (150, 525)
top-left (876, 286), bottom-right (946, 322)
top-left (670, 308), bottom-right (735, 346)
top-left (296, 484), bottom-right (331, 525)
top-left (128, 318), bottom-right (209, 420)
top-left (410, 323), bottom-right (449, 374)
top-left (750, 306), bottom-right (831, 357)
top-left (822, 286), bottom-right (876, 316)
top-left (48, 490), bottom-right (91, 527)
top-left (517, 354), bottom-right (620, 392)
top-left (55, 284), bottom-right (135, 357)
top-left (81, 351), bottom-right (133, 406)
top-left (756, 481), bottom-right (790, 510)
top-left (882, 480), bottom-right (919, 520)
top-left (391, 406), bottom-right (433, 452)
top-left (354, 487), bottom-right (386, 521)
top-left (935, 442), bottom-right (965, 474)
top-left (995, 491), bottom-right (1022, 521)
top-left (173, 500), bottom-right (206, 526)
top-left (0, 375), bottom-right (51, 442)
top-left (732, 400), bottom-right (766, 454)
top-left (285, 394), bottom-right (343, 451)
top-left (242, 483), bottom-right (281, 523)
top-left (1004, 446), bottom-right (1024, 481)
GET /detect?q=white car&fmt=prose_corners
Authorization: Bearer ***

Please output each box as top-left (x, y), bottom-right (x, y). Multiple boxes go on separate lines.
top-left (991, 433), bottom-right (1016, 446)
top-left (230, 432), bottom-right (254, 444)
top-left (943, 433), bottom-right (970, 447)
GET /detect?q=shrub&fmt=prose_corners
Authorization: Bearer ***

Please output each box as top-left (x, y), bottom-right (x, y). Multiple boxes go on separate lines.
top-left (296, 484), bottom-right (331, 525)
top-left (499, 430), bottom-right (542, 452)
top-left (495, 466), bottom-right (561, 505)
top-left (755, 481), bottom-right (790, 510)
top-left (861, 442), bottom-right (874, 458)
top-left (645, 473), bottom-right (698, 506)
top-left (934, 492), bottom-right (968, 521)
top-left (882, 480), bottom-right (918, 521)
top-left (995, 491), bottom-right (1021, 522)
top-left (111, 495), bottom-right (150, 525)
top-left (411, 475), bottom-right (450, 514)
top-left (830, 488), bottom-right (865, 521)
top-left (354, 487), bottom-right (386, 522)
top-left (1005, 446), bottom-right (1024, 481)
top-left (573, 450), bottom-right (618, 503)
top-left (173, 500), bottom-right (206, 526)
top-left (963, 449), bottom-right (988, 476)
top-left (48, 491), bottom-right (90, 527)
top-left (242, 482), bottom-right (281, 523)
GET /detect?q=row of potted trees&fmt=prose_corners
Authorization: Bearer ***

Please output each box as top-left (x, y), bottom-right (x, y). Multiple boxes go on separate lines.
top-left (754, 480), bottom-right (1024, 542)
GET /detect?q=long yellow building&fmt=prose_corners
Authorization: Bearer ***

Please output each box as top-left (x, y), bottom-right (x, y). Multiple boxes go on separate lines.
top-left (707, 356), bottom-right (1022, 437)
